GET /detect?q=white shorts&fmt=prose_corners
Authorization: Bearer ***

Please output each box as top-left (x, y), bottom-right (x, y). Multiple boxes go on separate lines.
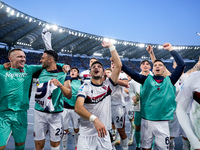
top-left (77, 132), bottom-right (112, 150)
top-left (169, 112), bottom-right (187, 137)
top-left (34, 110), bottom-right (63, 142)
top-left (125, 102), bottom-right (134, 120)
top-left (63, 108), bottom-right (80, 130)
top-left (141, 119), bottom-right (170, 150)
top-left (111, 105), bottom-right (126, 128)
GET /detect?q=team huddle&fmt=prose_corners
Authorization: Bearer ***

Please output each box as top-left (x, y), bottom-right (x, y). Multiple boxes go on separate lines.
top-left (0, 41), bottom-right (200, 150)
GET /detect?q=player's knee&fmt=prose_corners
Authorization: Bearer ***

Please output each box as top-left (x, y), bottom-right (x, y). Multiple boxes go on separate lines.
top-left (15, 142), bottom-right (25, 146)
top-left (50, 141), bottom-right (60, 147)
top-left (74, 128), bottom-right (79, 133)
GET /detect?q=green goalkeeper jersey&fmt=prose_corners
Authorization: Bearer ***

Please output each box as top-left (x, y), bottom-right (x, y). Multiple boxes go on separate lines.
top-left (34, 69), bottom-right (66, 113)
top-left (0, 64), bottom-right (42, 112)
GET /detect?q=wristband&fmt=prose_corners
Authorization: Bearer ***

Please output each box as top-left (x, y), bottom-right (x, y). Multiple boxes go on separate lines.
top-left (89, 114), bottom-right (97, 122)
top-left (109, 45), bottom-right (116, 52)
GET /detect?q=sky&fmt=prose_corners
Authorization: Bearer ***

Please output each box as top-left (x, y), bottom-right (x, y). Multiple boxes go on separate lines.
top-left (2, 0), bottom-right (200, 46)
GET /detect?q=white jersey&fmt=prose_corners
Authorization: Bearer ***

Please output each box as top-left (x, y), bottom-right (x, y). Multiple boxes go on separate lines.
top-left (129, 71), bottom-right (153, 111)
top-left (123, 79), bottom-right (134, 104)
top-left (77, 78), bottom-right (115, 136)
top-left (79, 69), bottom-right (91, 82)
top-left (35, 81), bottom-right (57, 112)
top-left (174, 73), bottom-right (189, 96)
top-left (176, 71), bottom-right (200, 148)
top-left (111, 72), bottom-right (128, 106)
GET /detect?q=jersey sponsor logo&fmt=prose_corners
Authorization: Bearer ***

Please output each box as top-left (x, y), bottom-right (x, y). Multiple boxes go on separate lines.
top-left (85, 86), bottom-right (112, 104)
top-left (193, 91), bottom-right (200, 104)
top-left (5, 72), bottom-right (27, 79)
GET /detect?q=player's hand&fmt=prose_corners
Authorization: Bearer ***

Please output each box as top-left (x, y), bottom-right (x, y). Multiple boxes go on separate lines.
top-left (132, 95), bottom-right (137, 103)
top-left (62, 65), bottom-right (70, 73)
top-left (146, 45), bottom-right (153, 54)
top-left (163, 43), bottom-right (173, 51)
top-left (101, 41), bottom-right (113, 48)
top-left (93, 118), bottom-right (107, 138)
top-left (50, 78), bottom-right (62, 87)
top-left (3, 62), bottom-right (11, 70)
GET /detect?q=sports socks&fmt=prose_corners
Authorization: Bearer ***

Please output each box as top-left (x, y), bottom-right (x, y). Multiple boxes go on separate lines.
top-left (135, 130), bottom-right (141, 148)
top-left (170, 138), bottom-right (175, 150)
top-left (51, 145), bottom-right (60, 150)
top-left (182, 138), bottom-right (190, 150)
top-left (62, 133), bottom-right (68, 150)
top-left (129, 121), bottom-right (135, 140)
top-left (121, 138), bottom-right (128, 150)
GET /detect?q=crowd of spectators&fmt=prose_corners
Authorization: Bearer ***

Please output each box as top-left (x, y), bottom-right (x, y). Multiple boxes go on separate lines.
top-left (0, 48), bottom-right (196, 73)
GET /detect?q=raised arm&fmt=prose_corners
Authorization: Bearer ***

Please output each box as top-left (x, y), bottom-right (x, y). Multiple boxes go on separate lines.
top-left (121, 64), bottom-right (147, 84)
top-left (147, 45), bottom-right (171, 76)
top-left (163, 43), bottom-right (185, 84)
top-left (186, 56), bottom-right (200, 75)
top-left (101, 41), bottom-right (122, 84)
top-left (146, 45), bottom-right (156, 63)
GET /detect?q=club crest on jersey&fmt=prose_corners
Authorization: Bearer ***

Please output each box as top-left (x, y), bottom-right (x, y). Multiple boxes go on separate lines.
top-left (79, 85), bottom-right (84, 91)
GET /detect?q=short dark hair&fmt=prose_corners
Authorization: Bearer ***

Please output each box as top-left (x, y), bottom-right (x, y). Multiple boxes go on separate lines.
top-left (153, 59), bottom-right (165, 66)
top-left (90, 57), bottom-right (98, 61)
top-left (91, 60), bottom-right (104, 68)
top-left (44, 50), bottom-right (58, 62)
top-left (8, 48), bottom-right (23, 57)
top-left (70, 67), bottom-right (79, 73)
top-left (105, 68), bottom-right (112, 72)
top-left (140, 60), bottom-right (151, 65)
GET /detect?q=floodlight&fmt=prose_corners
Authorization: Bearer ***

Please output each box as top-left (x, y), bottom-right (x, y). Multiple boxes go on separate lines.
top-left (6, 7), bottom-right (10, 13)
top-left (10, 10), bottom-right (14, 15)
top-left (16, 12), bottom-right (19, 17)
top-left (103, 38), bottom-right (109, 42)
top-left (45, 24), bottom-right (51, 29)
top-left (29, 17), bottom-right (32, 22)
top-left (59, 29), bottom-right (63, 33)
top-left (52, 25), bottom-right (58, 31)
top-left (138, 43), bottom-right (145, 48)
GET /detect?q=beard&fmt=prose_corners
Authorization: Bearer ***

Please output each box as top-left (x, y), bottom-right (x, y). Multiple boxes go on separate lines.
top-left (93, 75), bottom-right (102, 80)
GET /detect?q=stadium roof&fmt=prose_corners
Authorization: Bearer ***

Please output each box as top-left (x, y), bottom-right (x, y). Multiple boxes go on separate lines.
top-left (0, 1), bottom-right (200, 60)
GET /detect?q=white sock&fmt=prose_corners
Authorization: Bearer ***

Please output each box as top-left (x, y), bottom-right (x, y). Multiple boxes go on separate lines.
top-left (75, 132), bottom-right (79, 147)
top-left (170, 139), bottom-right (175, 150)
top-left (113, 129), bottom-right (117, 135)
top-left (115, 131), bottom-right (120, 141)
top-left (182, 138), bottom-right (190, 150)
top-left (121, 138), bottom-right (128, 150)
top-left (62, 133), bottom-right (68, 150)
top-left (51, 145), bottom-right (60, 150)
top-left (129, 121), bottom-right (135, 140)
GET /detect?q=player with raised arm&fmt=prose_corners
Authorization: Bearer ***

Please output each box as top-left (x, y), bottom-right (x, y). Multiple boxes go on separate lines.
top-left (74, 41), bottom-right (122, 150)
top-left (121, 43), bottom-right (185, 150)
